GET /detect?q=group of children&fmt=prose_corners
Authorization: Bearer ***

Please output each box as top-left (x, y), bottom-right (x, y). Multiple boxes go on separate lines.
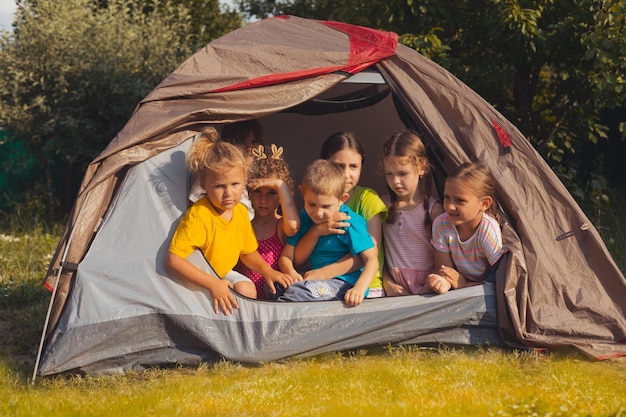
top-left (165, 121), bottom-right (507, 315)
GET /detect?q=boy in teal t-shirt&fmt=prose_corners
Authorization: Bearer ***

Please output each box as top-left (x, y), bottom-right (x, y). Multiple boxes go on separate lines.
top-left (278, 159), bottom-right (378, 306)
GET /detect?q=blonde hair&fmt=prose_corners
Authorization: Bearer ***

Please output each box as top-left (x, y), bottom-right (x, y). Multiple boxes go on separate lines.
top-left (187, 127), bottom-right (246, 176)
top-left (301, 159), bottom-right (345, 199)
top-left (248, 144), bottom-right (294, 194)
top-left (381, 129), bottom-right (434, 226)
top-left (447, 161), bottom-right (499, 222)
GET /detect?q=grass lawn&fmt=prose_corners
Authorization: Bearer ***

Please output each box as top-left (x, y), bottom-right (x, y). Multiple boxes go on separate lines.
top-left (1, 218), bottom-right (625, 416)
top-left (1, 347), bottom-right (625, 417)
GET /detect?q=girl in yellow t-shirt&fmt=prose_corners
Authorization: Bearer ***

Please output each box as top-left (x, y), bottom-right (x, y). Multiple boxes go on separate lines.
top-left (166, 127), bottom-right (293, 315)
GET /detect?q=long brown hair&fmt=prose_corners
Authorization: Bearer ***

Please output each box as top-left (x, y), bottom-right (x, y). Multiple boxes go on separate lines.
top-left (381, 129), bottom-right (434, 229)
top-left (320, 131), bottom-right (365, 162)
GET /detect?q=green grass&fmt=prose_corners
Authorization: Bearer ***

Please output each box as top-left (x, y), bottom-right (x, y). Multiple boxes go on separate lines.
top-left (0, 220), bottom-right (625, 417)
top-left (1, 348), bottom-right (625, 417)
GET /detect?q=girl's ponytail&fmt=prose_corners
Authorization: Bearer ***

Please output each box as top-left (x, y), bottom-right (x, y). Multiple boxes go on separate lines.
top-left (187, 127), bottom-right (245, 175)
top-left (187, 128), bottom-right (219, 174)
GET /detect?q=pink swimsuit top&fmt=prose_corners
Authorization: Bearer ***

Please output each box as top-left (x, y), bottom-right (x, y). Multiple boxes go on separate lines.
top-left (236, 221), bottom-right (283, 299)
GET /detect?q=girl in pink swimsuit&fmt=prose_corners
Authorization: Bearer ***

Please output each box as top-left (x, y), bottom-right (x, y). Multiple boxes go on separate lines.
top-left (235, 144), bottom-right (300, 299)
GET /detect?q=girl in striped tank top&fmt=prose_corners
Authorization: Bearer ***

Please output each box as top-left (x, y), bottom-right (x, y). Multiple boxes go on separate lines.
top-left (428, 161), bottom-right (506, 294)
top-left (381, 130), bottom-right (444, 295)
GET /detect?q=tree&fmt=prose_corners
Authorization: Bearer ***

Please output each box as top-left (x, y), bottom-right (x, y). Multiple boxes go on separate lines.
top-left (167, 0), bottom-right (242, 49)
top-left (0, 0), bottom-right (198, 219)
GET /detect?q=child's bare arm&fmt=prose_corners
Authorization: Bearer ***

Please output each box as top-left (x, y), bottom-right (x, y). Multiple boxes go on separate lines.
top-left (275, 180), bottom-right (300, 238)
top-left (240, 250), bottom-right (295, 295)
top-left (278, 244), bottom-right (303, 282)
top-left (344, 247), bottom-right (379, 306)
top-left (428, 250), bottom-right (470, 293)
top-left (310, 214), bottom-right (381, 280)
top-left (165, 252), bottom-right (238, 314)
top-left (303, 253), bottom-right (362, 280)
top-left (382, 264), bottom-right (408, 296)
top-left (366, 214), bottom-right (382, 251)
top-left (248, 178), bottom-right (300, 239)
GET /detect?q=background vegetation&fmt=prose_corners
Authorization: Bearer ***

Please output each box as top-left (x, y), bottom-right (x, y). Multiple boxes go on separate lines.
top-left (1, 0), bottom-right (624, 267)
top-left (0, 2), bottom-right (624, 414)
top-left (1, 1), bottom-right (624, 254)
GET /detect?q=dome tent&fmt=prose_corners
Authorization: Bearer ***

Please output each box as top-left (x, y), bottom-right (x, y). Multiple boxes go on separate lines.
top-left (35, 16), bottom-right (626, 377)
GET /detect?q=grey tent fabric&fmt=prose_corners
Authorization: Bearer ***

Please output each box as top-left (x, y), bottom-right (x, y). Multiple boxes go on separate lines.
top-left (37, 142), bottom-right (500, 375)
top-left (37, 16), bottom-right (626, 376)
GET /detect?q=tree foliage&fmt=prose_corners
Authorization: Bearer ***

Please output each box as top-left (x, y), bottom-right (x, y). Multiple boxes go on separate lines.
top-left (162, 0), bottom-right (242, 49)
top-left (0, 0), bottom-right (228, 218)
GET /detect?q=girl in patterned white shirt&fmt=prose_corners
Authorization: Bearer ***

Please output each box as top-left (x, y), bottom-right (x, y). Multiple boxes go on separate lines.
top-left (428, 161), bottom-right (507, 294)
top-left (235, 144), bottom-right (300, 299)
top-left (381, 130), bottom-right (444, 295)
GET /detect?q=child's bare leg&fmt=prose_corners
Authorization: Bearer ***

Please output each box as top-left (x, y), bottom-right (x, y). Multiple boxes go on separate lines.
top-left (234, 281), bottom-right (257, 299)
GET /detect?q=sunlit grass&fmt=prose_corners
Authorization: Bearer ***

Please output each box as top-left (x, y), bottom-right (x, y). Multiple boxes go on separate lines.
top-left (1, 348), bottom-right (625, 417)
top-left (0, 220), bottom-right (625, 416)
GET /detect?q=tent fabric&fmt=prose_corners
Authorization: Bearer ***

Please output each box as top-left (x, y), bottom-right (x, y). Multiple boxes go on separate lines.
top-left (38, 142), bottom-right (501, 375)
top-left (38, 15), bottom-right (626, 376)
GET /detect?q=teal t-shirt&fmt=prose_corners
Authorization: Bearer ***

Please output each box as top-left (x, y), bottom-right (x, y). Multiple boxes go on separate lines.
top-left (287, 205), bottom-right (374, 287)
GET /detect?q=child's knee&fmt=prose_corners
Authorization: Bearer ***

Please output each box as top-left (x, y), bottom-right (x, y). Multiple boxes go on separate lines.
top-left (234, 281), bottom-right (257, 299)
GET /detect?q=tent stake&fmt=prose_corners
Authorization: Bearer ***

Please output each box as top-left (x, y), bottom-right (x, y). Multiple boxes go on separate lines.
top-left (31, 191), bottom-right (92, 384)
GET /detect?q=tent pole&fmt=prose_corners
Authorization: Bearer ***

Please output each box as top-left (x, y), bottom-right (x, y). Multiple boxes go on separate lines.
top-left (31, 191), bottom-right (92, 384)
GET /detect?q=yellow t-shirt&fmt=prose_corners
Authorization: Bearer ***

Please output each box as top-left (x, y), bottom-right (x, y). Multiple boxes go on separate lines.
top-left (169, 198), bottom-right (258, 278)
top-left (345, 186), bottom-right (388, 290)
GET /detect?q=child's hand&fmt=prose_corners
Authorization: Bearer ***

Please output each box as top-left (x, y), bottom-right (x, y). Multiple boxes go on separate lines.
top-left (247, 178), bottom-right (283, 191)
top-left (314, 211), bottom-right (351, 236)
top-left (437, 265), bottom-right (461, 289)
top-left (265, 269), bottom-right (297, 295)
top-left (283, 269), bottom-right (303, 283)
top-left (210, 279), bottom-right (239, 315)
top-left (427, 273), bottom-right (452, 294)
top-left (344, 287), bottom-right (366, 306)
top-left (302, 268), bottom-right (331, 281)
top-left (383, 279), bottom-right (409, 297)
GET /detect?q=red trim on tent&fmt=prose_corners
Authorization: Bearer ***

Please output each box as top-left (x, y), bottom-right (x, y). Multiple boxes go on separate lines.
top-left (491, 118), bottom-right (512, 153)
top-left (596, 352), bottom-right (626, 360)
top-left (320, 20), bottom-right (398, 72)
top-left (213, 17), bottom-right (397, 93)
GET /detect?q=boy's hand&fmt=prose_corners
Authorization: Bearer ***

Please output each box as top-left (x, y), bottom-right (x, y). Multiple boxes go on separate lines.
top-left (210, 279), bottom-right (239, 315)
top-left (302, 268), bottom-right (331, 281)
top-left (344, 287), bottom-right (366, 306)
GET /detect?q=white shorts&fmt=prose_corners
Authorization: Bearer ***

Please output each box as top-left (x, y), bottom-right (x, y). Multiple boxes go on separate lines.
top-left (222, 270), bottom-right (254, 286)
